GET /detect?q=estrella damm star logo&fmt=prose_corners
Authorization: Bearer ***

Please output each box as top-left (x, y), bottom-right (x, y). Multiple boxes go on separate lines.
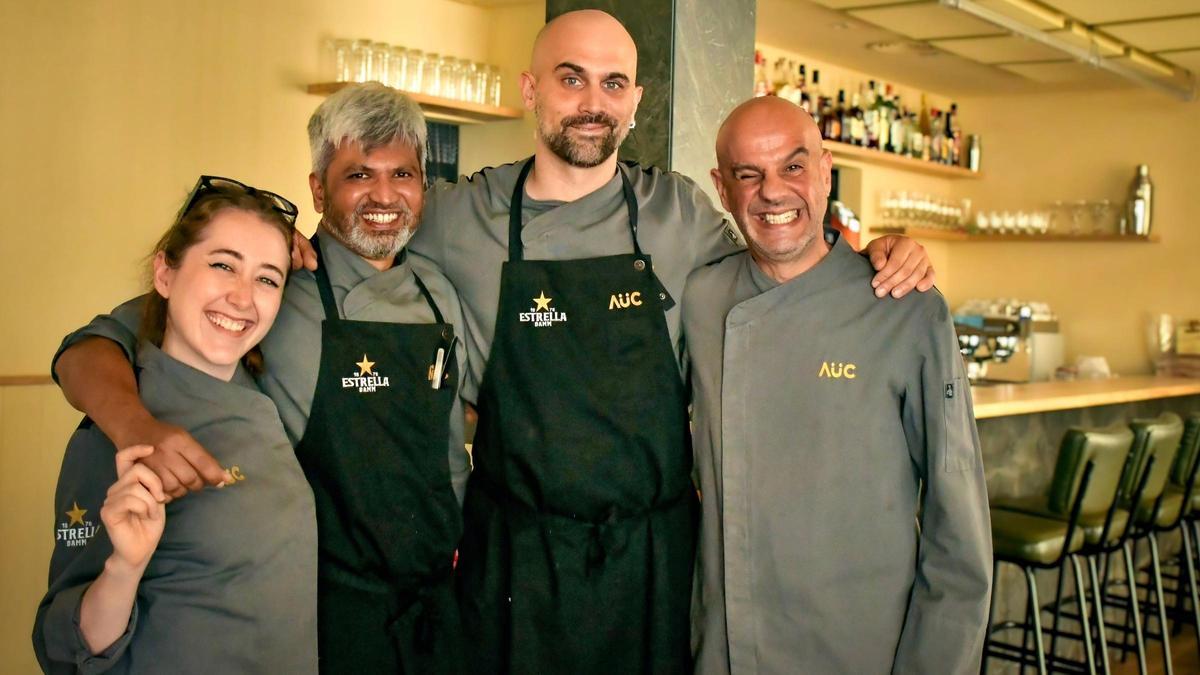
top-left (342, 353), bottom-right (390, 393)
top-left (57, 500), bottom-right (99, 549)
top-left (519, 290), bottom-right (567, 327)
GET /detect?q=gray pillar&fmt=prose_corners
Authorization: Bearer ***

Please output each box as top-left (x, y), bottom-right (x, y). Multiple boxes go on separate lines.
top-left (546, 0), bottom-right (755, 199)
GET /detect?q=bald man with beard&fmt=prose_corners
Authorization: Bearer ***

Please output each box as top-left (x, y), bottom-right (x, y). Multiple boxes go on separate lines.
top-left (685, 97), bottom-right (992, 674)
top-left (403, 11), bottom-right (942, 674)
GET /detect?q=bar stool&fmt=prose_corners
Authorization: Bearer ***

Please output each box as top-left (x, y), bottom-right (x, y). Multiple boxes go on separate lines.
top-left (1148, 414), bottom-right (1200, 653)
top-left (990, 424), bottom-right (1138, 674)
top-left (985, 424), bottom-right (1134, 674)
top-left (1104, 413), bottom-right (1185, 675)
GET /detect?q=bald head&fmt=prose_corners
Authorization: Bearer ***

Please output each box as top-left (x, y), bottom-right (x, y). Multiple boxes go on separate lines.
top-left (531, 10), bottom-right (638, 78)
top-left (715, 96), bottom-right (823, 170)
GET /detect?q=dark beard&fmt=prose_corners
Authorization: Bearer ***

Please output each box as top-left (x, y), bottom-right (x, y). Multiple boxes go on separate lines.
top-left (542, 112), bottom-right (621, 168)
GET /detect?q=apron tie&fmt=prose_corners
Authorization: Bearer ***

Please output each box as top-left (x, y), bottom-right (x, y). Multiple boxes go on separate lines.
top-left (585, 509), bottom-right (621, 576)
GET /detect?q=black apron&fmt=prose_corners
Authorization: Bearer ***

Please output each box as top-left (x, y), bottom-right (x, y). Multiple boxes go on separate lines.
top-left (294, 235), bottom-right (464, 674)
top-left (458, 159), bottom-right (696, 674)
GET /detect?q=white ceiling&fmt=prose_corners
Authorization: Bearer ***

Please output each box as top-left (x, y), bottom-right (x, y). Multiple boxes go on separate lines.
top-left (763, 0), bottom-right (1200, 98)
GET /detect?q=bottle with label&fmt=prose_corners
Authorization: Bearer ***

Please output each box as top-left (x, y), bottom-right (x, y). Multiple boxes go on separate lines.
top-left (808, 69), bottom-right (822, 125)
top-left (863, 81), bottom-right (878, 149)
top-left (930, 110), bottom-right (944, 164)
top-left (965, 134), bottom-right (982, 172)
top-left (946, 102), bottom-right (962, 165)
top-left (1127, 164), bottom-right (1153, 236)
top-left (889, 105), bottom-right (906, 155)
top-left (840, 89), bottom-right (853, 143)
top-left (850, 92), bottom-right (866, 147)
top-left (828, 89), bottom-right (846, 141)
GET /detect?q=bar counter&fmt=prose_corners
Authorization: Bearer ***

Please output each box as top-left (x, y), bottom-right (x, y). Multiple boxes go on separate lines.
top-left (972, 376), bottom-right (1200, 419)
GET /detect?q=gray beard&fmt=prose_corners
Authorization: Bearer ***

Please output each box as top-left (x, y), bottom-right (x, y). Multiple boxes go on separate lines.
top-left (323, 212), bottom-right (415, 262)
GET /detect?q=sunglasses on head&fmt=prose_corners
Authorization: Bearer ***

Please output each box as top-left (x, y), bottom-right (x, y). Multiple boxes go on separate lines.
top-left (177, 175), bottom-right (299, 225)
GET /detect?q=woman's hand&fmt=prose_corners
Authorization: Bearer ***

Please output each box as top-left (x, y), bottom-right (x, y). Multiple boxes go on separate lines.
top-left (101, 445), bottom-right (167, 573)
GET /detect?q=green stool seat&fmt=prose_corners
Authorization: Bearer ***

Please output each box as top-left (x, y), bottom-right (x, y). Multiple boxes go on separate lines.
top-left (992, 495), bottom-right (1130, 546)
top-left (1138, 491), bottom-right (1185, 527)
top-left (991, 509), bottom-right (1085, 565)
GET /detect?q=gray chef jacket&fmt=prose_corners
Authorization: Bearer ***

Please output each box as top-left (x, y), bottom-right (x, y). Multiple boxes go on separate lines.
top-left (52, 233), bottom-right (472, 501)
top-left (683, 234), bottom-right (992, 675)
top-left (410, 160), bottom-right (742, 400)
top-left (35, 343), bottom-right (318, 674)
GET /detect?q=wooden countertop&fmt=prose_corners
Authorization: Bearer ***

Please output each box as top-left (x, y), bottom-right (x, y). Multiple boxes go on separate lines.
top-left (971, 376), bottom-right (1200, 419)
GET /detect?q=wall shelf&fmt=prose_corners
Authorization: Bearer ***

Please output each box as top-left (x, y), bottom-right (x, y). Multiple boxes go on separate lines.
top-left (306, 82), bottom-right (525, 125)
top-left (826, 140), bottom-right (981, 179)
top-left (872, 226), bottom-right (1160, 243)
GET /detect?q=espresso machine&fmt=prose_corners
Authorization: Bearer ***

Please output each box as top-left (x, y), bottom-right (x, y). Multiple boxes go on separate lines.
top-left (954, 299), bottom-right (1065, 384)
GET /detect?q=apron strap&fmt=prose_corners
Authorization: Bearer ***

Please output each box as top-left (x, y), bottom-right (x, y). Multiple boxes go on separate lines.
top-left (411, 273), bottom-right (445, 325)
top-left (311, 233), bottom-right (445, 324)
top-left (311, 234), bottom-right (341, 320)
top-left (507, 157), bottom-right (643, 262)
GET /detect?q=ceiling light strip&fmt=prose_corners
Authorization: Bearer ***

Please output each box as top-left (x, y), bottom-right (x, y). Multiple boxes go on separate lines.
top-left (938, 0), bottom-right (1196, 100)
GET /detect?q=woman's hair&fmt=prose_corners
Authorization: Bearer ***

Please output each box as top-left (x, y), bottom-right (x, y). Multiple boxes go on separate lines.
top-left (140, 186), bottom-right (296, 375)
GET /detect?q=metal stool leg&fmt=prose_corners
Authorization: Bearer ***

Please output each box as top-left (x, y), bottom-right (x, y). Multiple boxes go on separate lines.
top-left (1049, 561), bottom-right (1069, 667)
top-left (1025, 566), bottom-right (1049, 675)
top-left (1124, 540), bottom-right (1149, 674)
top-left (1071, 554), bottom-right (1098, 675)
top-left (1149, 533), bottom-right (1174, 675)
top-left (1186, 522), bottom-right (1200, 650)
top-left (983, 560), bottom-right (1000, 675)
top-left (1088, 555), bottom-right (1112, 674)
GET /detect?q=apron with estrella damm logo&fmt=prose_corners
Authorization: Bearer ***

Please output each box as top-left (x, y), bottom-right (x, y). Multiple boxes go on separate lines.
top-left (294, 235), bottom-right (464, 674)
top-left (457, 159), bottom-right (696, 674)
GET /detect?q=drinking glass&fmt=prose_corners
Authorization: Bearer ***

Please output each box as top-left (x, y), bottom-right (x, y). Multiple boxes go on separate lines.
top-left (371, 42), bottom-right (391, 84)
top-left (422, 53), bottom-right (442, 96)
top-left (349, 39), bottom-right (372, 82)
top-left (489, 65), bottom-right (502, 106)
top-left (389, 46), bottom-right (408, 90)
top-left (406, 49), bottom-right (425, 93)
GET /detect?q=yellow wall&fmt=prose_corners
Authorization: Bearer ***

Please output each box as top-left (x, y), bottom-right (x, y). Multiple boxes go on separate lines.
top-left (949, 89), bottom-right (1200, 376)
top-left (0, 1), bottom-right (540, 670)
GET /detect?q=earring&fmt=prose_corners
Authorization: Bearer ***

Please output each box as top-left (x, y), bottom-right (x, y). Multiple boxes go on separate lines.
top-left (629, 119), bottom-right (637, 130)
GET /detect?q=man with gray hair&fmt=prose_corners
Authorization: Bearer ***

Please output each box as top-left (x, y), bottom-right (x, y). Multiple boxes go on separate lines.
top-left (52, 82), bottom-right (471, 673)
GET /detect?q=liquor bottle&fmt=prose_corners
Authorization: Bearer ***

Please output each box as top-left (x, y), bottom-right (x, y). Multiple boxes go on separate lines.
top-left (863, 81), bottom-right (878, 149)
top-left (797, 64), bottom-right (810, 111)
top-left (820, 90), bottom-right (838, 139)
top-left (889, 104), bottom-right (906, 155)
top-left (930, 110), bottom-right (944, 164)
top-left (876, 84), bottom-right (892, 153)
top-left (839, 89), bottom-right (852, 143)
top-left (850, 92), bottom-right (866, 147)
top-left (947, 102), bottom-right (962, 166)
top-left (808, 69), bottom-right (822, 124)
top-left (1127, 164), bottom-right (1153, 236)
top-left (909, 114), bottom-right (925, 160)
top-left (918, 93), bottom-right (931, 138)
top-left (753, 51), bottom-right (770, 97)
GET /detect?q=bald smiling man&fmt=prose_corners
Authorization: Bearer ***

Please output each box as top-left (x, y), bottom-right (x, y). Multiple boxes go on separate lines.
top-left (686, 97), bottom-right (992, 674)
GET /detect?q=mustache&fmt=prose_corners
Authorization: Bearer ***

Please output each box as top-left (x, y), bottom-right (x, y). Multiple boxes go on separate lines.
top-left (561, 112), bottom-right (618, 130)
